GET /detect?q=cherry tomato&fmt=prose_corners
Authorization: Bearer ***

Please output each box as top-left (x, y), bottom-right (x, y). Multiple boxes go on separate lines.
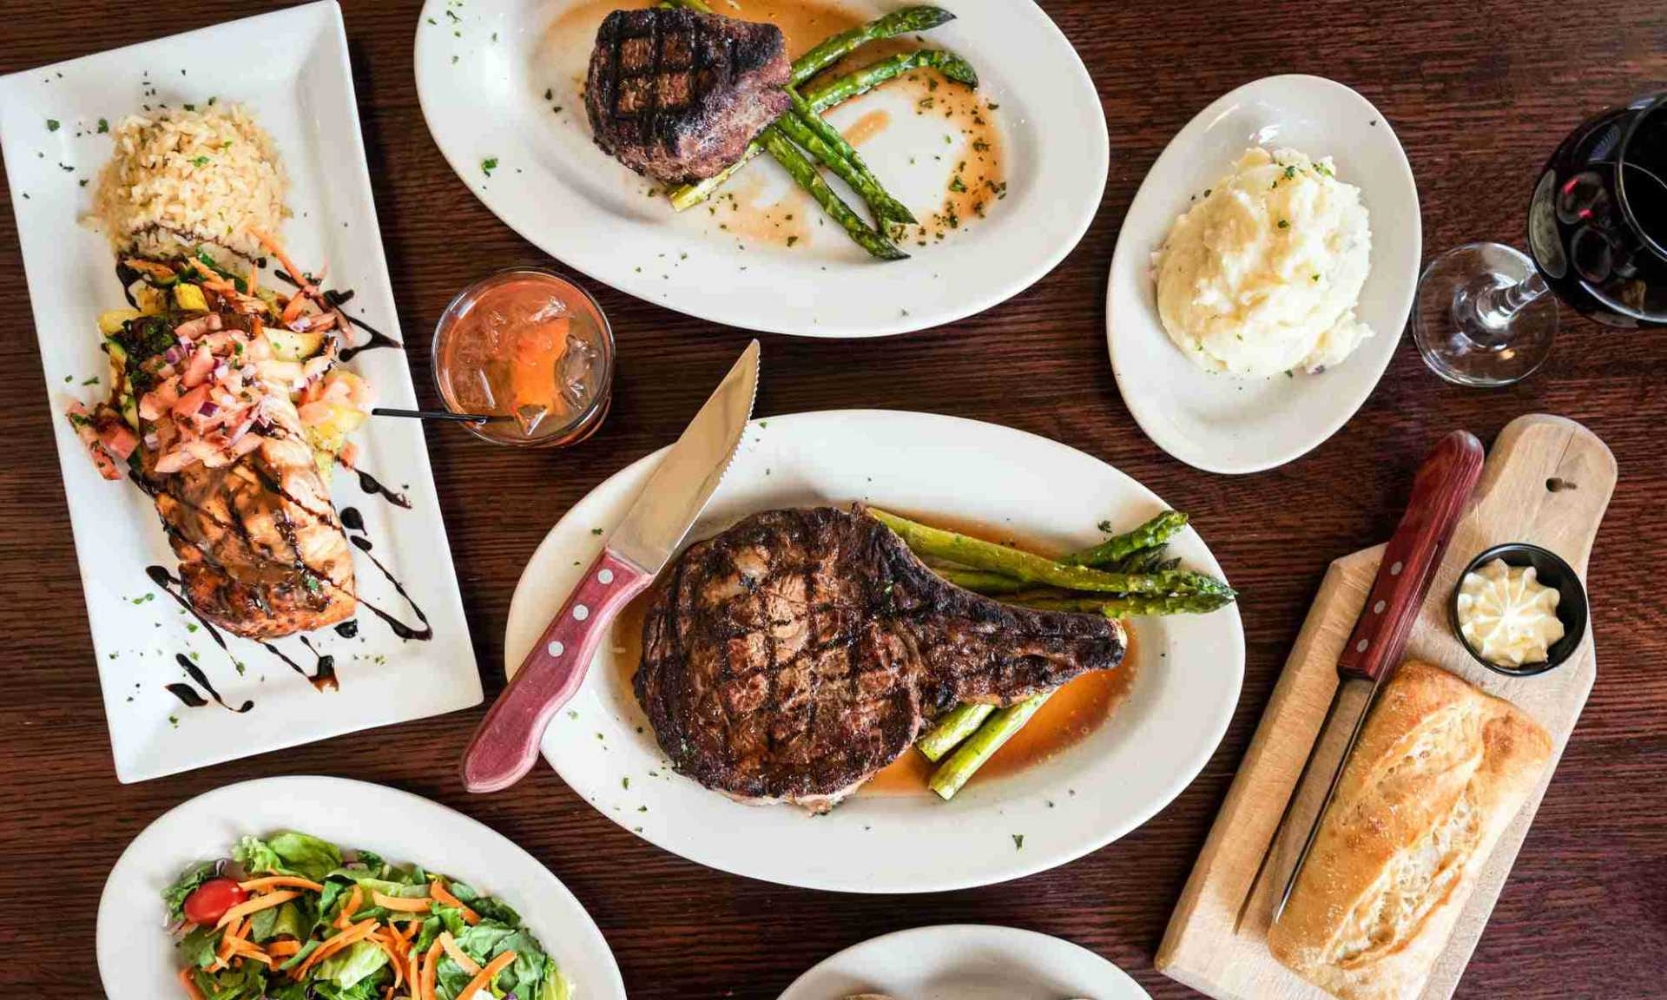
top-left (183, 877), bottom-right (247, 926)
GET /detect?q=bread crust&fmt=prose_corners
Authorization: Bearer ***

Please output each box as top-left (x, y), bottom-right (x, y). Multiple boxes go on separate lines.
top-left (1267, 660), bottom-right (1552, 1000)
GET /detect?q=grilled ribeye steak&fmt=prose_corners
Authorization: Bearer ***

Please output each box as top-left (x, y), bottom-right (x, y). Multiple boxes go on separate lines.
top-left (636, 506), bottom-right (1127, 810)
top-left (585, 7), bottom-right (791, 183)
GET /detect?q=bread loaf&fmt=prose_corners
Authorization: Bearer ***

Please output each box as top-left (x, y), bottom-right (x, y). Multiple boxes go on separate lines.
top-left (1266, 660), bottom-right (1552, 1000)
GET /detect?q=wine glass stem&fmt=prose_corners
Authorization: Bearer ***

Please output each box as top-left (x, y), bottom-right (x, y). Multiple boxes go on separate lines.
top-left (1463, 270), bottom-right (1550, 342)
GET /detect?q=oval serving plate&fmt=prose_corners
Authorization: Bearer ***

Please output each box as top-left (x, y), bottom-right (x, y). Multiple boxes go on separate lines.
top-left (1107, 75), bottom-right (1420, 474)
top-left (777, 924), bottom-right (1152, 1000)
top-left (506, 410), bottom-right (1244, 893)
top-left (97, 776), bottom-right (626, 999)
top-left (414, 0), bottom-right (1107, 338)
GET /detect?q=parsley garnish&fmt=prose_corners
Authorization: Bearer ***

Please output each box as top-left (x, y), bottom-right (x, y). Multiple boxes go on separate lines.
top-left (46, 118), bottom-right (60, 132)
top-left (481, 157), bottom-right (499, 177)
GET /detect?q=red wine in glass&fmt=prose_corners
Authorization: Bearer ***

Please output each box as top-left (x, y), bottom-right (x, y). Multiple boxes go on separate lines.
top-left (1413, 91), bottom-right (1667, 386)
top-left (1528, 96), bottom-right (1667, 326)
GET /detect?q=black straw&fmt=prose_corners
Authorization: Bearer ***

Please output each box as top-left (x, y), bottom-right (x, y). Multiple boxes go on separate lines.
top-left (372, 407), bottom-right (494, 425)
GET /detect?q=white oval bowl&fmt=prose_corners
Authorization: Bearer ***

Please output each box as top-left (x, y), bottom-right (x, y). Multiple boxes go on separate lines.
top-left (414, 0), bottom-right (1107, 337)
top-left (506, 410), bottom-right (1244, 892)
top-left (777, 924), bottom-right (1152, 1000)
top-left (97, 776), bottom-right (625, 999)
top-left (1107, 75), bottom-right (1421, 474)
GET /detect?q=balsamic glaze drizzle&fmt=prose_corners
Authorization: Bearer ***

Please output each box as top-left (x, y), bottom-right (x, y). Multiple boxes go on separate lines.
top-left (296, 635), bottom-right (340, 692)
top-left (343, 529), bottom-right (433, 642)
top-left (342, 462), bottom-right (412, 510)
top-left (166, 653), bottom-right (253, 713)
top-left (271, 272), bottom-right (404, 363)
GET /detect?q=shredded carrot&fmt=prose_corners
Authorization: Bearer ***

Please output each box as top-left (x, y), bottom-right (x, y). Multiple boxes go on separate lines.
top-left (455, 951), bottom-right (517, 1000)
top-left (178, 967), bottom-right (207, 1000)
top-left (370, 931), bottom-right (405, 987)
top-left (267, 940), bottom-right (301, 958)
top-left (239, 876), bottom-right (325, 893)
top-left (281, 291), bottom-right (309, 325)
top-left (215, 889), bottom-right (300, 929)
top-left (337, 885), bottom-right (364, 929)
top-left (430, 881), bottom-right (480, 925)
top-left (295, 917), bottom-right (379, 977)
top-left (421, 940), bottom-right (444, 1000)
top-left (438, 931), bottom-right (481, 975)
top-left (247, 228), bottom-right (314, 294)
top-left (226, 940), bottom-right (273, 966)
top-left (372, 890), bottom-right (434, 913)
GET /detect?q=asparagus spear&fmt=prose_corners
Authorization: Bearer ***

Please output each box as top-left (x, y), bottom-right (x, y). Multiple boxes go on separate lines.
top-left (668, 50), bottom-right (979, 211)
top-left (929, 692), bottom-right (1052, 800)
top-left (1012, 591), bottom-right (1236, 617)
top-left (773, 110), bottom-right (912, 227)
top-left (1061, 511), bottom-right (1190, 567)
top-left (792, 6), bottom-right (958, 85)
top-left (918, 703), bottom-right (996, 762)
top-left (934, 567), bottom-right (1029, 595)
top-left (786, 89), bottom-right (915, 224)
top-left (759, 128), bottom-right (907, 260)
top-left (867, 507), bottom-right (1231, 597)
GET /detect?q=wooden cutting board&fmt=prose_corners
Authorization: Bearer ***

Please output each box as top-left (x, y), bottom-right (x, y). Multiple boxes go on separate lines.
top-left (1156, 413), bottom-right (1616, 1000)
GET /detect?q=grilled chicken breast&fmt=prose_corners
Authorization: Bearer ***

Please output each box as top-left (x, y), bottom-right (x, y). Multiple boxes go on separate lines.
top-left (636, 506), bottom-right (1127, 811)
top-left (585, 6), bottom-right (791, 183)
top-left (134, 324), bottom-right (355, 639)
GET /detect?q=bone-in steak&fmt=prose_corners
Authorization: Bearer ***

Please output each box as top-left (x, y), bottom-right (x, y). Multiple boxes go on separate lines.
top-left (585, 7), bottom-right (791, 184)
top-left (635, 506), bottom-right (1128, 810)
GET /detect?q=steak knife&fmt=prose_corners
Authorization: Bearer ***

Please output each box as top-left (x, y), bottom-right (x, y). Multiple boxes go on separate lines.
top-left (461, 340), bottom-right (760, 793)
top-left (1264, 429), bottom-right (1485, 922)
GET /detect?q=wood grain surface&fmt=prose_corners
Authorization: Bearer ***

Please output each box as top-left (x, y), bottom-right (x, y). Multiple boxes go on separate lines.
top-left (3, 2), bottom-right (1665, 996)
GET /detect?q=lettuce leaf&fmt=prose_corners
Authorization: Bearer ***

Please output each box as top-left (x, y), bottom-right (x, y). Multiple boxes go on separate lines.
top-left (316, 938), bottom-right (390, 990)
top-left (268, 831), bottom-right (343, 880)
top-left (162, 860), bottom-right (218, 922)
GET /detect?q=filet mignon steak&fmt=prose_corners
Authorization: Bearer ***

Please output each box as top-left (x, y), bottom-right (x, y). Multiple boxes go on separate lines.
top-left (585, 7), bottom-right (791, 184)
top-left (635, 506), bottom-right (1128, 811)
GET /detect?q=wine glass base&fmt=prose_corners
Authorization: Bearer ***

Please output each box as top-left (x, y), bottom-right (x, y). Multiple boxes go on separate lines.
top-left (1412, 243), bottom-right (1558, 387)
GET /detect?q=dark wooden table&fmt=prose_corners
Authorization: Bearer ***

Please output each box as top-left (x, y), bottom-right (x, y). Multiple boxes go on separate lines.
top-left (4, 1), bottom-right (1666, 996)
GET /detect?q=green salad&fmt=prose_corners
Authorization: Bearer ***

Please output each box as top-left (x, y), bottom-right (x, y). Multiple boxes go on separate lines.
top-left (164, 831), bottom-right (569, 1000)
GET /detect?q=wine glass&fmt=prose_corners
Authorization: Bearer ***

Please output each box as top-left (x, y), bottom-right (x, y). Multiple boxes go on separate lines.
top-left (1413, 90), bottom-right (1667, 386)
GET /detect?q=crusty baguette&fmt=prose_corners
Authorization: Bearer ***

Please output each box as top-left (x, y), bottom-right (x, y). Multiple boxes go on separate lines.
top-left (1267, 660), bottom-right (1552, 1000)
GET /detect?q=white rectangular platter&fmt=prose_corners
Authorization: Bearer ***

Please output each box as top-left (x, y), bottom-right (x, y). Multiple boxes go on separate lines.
top-left (0, 1), bottom-right (482, 782)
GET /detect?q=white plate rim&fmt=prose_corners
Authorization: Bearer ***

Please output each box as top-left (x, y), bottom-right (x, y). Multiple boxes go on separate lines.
top-left (1105, 73), bottom-right (1421, 474)
top-left (775, 923), bottom-right (1153, 1000)
top-left (411, 0), bottom-right (1109, 338)
top-left (506, 409), bottom-right (1245, 893)
top-left (95, 775), bottom-right (626, 999)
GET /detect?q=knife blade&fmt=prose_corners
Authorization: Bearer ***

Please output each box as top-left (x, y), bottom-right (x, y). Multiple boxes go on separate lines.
top-left (460, 340), bottom-right (760, 793)
top-left (1262, 429), bottom-right (1485, 923)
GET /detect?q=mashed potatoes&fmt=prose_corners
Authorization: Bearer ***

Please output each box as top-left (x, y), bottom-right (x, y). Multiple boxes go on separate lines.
top-left (1155, 148), bottom-right (1372, 378)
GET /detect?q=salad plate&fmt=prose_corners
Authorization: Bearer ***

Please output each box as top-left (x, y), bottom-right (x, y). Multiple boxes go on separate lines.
top-left (96, 775), bottom-right (626, 999)
top-left (505, 410), bottom-right (1244, 892)
top-left (1106, 75), bottom-right (1421, 474)
top-left (776, 924), bottom-right (1152, 1000)
top-left (413, 0), bottom-right (1107, 337)
top-left (0, 1), bottom-right (481, 783)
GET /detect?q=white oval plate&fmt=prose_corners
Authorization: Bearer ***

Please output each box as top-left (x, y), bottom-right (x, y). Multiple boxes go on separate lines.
top-left (414, 0), bottom-right (1106, 337)
top-left (777, 924), bottom-right (1152, 1000)
top-left (96, 776), bottom-right (625, 999)
top-left (506, 410), bottom-right (1244, 893)
top-left (1106, 75), bottom-right (1421, 474)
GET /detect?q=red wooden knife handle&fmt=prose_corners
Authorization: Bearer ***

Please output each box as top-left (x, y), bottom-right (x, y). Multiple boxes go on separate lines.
top-left (461, 549), bottom-right (653, 793)
top-left (1336, 430), bottom-right (1485, 683)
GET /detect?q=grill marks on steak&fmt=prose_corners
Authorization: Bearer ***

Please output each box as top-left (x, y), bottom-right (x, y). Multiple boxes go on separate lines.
top-left (585, 7), bottom-right (791, 183)
top-left (635, 507), bottom-right (1128, 810)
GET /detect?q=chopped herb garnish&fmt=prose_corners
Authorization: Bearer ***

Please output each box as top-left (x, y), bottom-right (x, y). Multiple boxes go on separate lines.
top-left (192, 155), bottom-right (210, 167)
top-left (1012, 834), bottom-right (1025, 849)
top-left (46, 118), bottom-right (60, 132)
top-left (948, 175), bottom-right (966, 193)
top-left (97, 118), bottom-right (109, 133)
top-left (481, 156), bottom-right (498, 177)
top-left (1277, 218), bottom-right (1289, 229)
